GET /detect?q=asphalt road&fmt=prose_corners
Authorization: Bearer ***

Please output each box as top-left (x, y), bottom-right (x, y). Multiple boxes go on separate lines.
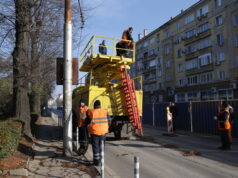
top-left (103, 134), bottom-right (238, 178)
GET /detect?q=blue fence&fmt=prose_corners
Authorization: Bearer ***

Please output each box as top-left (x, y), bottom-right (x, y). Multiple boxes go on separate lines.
top-left (142, 100), bottom-right (238, 138)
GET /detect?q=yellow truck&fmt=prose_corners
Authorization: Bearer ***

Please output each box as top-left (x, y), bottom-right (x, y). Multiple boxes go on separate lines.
top-left (72, 35), bottom-right (143, 139)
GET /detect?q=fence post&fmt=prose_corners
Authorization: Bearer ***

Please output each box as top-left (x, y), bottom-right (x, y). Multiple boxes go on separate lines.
top-left (152, 103), bottom-right (155, 127)
top-left (189, 101), bottom-right (193, 133)
top-left (76, 127), bottom-right (79, 150)
top-left (101, 141), bottom-right (105, 178)
top-left (134, 156), bottom-right (139, 178)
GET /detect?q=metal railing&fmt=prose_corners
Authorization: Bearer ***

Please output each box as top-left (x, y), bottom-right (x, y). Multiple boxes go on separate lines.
top-left (79, 35), bottom-right (136, 69)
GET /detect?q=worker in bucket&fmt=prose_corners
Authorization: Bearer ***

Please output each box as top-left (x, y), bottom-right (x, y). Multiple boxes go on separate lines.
top-left (116, 27), bottom-right (134, 56)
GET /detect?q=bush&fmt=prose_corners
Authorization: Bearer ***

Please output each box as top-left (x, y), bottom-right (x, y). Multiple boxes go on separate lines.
top-left (0, 118), bottom-right (24, 160)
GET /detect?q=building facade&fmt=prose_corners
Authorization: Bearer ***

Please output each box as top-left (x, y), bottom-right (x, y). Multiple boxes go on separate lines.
top-left (135, 0), bottom-right (238, 103)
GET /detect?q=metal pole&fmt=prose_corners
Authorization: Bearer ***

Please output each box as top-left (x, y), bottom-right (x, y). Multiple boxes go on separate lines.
top-left (134, 156), bottom-right (139, 178)
top-left (76, 127), bottom-right (79, 150)
top-left (101, 141), bottom-right (105, 178)
top-left (189, 101), bottom-right (193, 133)
top-left (152, 103), bottom-right (155, 127)
top-left (63, 0), bottom-right (73, 156)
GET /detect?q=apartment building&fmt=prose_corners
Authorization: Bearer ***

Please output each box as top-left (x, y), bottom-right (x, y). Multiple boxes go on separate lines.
top-left (135, 0), bottom-right (238, 103)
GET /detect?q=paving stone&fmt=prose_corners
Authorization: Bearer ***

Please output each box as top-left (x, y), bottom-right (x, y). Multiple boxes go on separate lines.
top-left (10, 168), bottom-right (28, 176)
top-left (81, 174), bottom-right (91, 178)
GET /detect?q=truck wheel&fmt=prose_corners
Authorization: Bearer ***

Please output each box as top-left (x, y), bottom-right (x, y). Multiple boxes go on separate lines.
top-left (114, 130), bottom-right (121, 140)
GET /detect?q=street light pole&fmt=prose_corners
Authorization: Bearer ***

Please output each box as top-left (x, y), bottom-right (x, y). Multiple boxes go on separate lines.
top-left (63, 0), bottom-right (73, 156)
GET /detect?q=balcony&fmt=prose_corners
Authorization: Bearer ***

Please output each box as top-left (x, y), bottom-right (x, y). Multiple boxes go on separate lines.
top-left (185, 46), bottom-right (212, 61)
top-left (186, 63), bottom-right (214, 76)
top-left (184, 29), bottom-right (212, 45)
top-left (142, 66), bottom-right (156, 73)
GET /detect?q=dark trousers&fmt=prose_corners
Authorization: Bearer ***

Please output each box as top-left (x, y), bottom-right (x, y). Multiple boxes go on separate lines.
top-left (220, 130), bottom-right (231, 149)
top-left (172, 116), bottom-right (176, 132)
top-left (91, 134), bottom-right (106, 163)
top-left (78, 126), bottom-right (89, 154)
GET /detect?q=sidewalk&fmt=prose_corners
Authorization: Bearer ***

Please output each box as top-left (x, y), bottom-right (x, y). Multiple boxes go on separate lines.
top-left (27, 117), bottom-right (99, 178)
top-left (142, 125), bottom-right (238, 167)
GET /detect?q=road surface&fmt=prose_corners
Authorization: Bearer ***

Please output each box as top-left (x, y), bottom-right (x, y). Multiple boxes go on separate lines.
top-left (103, 134), bottom-right (238, 178)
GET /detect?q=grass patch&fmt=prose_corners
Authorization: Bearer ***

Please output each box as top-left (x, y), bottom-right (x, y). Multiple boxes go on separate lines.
top-left (0, 118), bottom-right (24, 160)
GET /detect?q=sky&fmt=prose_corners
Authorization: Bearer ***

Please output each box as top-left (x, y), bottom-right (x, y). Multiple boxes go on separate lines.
top-left (53, 0), bottom-right (199, 97)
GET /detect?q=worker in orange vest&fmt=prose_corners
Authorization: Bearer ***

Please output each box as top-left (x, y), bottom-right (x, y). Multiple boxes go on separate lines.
top-left (86, 100), bottom-right (109, 166)
top-left (217, 102), bottom-right (232, 150)
top-left (116, 27), bottom-right (134, 56)
top-left (77, 99), bottom-right (90, 155)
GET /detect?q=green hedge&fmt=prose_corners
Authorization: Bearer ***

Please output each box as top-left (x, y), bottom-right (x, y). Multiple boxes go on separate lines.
top-left (0, 118), bottom-right (24, 160)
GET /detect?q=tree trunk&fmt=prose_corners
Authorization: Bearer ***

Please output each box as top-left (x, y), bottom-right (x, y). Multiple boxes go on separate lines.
top-left (12, 0), bottom-right (31, 135)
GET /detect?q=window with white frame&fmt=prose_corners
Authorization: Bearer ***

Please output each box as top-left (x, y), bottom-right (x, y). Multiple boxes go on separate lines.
top-left (165, 29), bottom-right (171, 38)
top-left (199, 53), bottom-right (212, 66)
top-left (166, 59), bottom-right (171, 68)
top-left (185, 29), bottom-right (196, 38)
top-left (218, 71), bottom-right (225, 80)
top-left (197, 5), bottom-right (209, 17)
top-left (179, 79), bottom-right (184, 86)
top-left (186, 58), bottom-right (198, 70)
top-left (200, 72), bottom-right (213, 83)
top-left (157, 69), bottom-right (162, 77)
top-left (217, 52), bottom-right (225, 62)
top-left (217, 33), bottom-right (224, 45)
top-left (199, 38), bottom-right (211, 49)
top-left (198, 22), bottom-right (209, 33)
top-left (178, 63), bottom-right (183, 72)
top-left (215, 0), bottom-right (222, 7)
top-left (184, 13), bottom-right (195, 24)
top-left (234, 13), bottom-right (238, 26)
top-left (149, 59), bottom-right (157, 67)
top-left (234, 34), bottom-right (238, 47)
top-left (165, 45), bottom-right (171, 55)
top-left (216, 15), bottom-right (223, 25)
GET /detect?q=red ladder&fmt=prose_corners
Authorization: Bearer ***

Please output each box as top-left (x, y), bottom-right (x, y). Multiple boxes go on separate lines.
top-left (120, 65), bottom-right (143, 136)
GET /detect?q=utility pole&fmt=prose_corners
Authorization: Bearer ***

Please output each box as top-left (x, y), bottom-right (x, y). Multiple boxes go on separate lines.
top-left (63, 0), bottom-right (73, 156)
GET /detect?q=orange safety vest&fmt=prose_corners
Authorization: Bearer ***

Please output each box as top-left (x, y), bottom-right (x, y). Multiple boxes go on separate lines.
top-left (77, 106), bottom-right (89, 127)
top-left (88, 109), bottom-right (109, 136)
top-left (218, 110), bottom-right (231, 131)
top-left (118, 29), bottom-right (133, 47)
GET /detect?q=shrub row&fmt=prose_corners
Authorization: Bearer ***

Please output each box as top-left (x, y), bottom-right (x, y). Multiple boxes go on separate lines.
top-left (0, 118), bottom-right (24, 160)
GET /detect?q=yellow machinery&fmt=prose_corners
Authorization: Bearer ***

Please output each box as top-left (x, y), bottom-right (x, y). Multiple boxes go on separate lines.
top-left (72, 35), bottom-right (143, 138)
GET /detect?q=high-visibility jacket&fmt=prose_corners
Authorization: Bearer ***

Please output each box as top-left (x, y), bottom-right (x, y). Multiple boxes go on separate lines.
top-left (218, 109), bottom-right (231, 131)
top-left (88, 109), bottom-right (109, 136)
top-left (118, 29), bottom-right (133, 47)
top-left (77, 106), bottom-right (89, 127)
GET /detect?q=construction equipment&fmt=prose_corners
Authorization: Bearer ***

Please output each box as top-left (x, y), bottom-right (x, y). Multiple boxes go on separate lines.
top-left (72, 35), bottom-right (143, 141)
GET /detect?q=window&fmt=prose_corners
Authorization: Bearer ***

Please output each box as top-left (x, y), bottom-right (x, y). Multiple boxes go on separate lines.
top-left (186, 58), bottom-right (198, 70)
top-left (217, 33), bottom-right (224, 46)
top-left (150, 38), bottom-right (155, 44)
top-left (184, 14), bottom-right (195, 24)
top-left (187, 76), bottom-right (198, 86)
top-left (197, 5), bottom-right (209, 17)
top-left (175, 36), bottom-right (182, 43)
top-left (234, 13), bottom-right (238, 26)
top-left (177, 93), bottom-right (185, 102)
top-left (166, 59), bottom-right (171, 68)
top-left (177, 49), bottom-right (182, 58)
top-left (218, 71), bottom-right (225, 80)
top-left (199, 38), bottom-right (211, 49)
top-left (165, 72), bottom-right (173, 81)
top-left (178, 63), bottom-right (183, 73)
top-left (215, 0), bottom-right (222, 7)
top-left (165, 29), bottom-right (171, 38)
top-left (199, 53), bottom-right (212, 66)
top-left (217, 52), bottom-right (225, 62)
top-left (216, 15), bottom-right (223, 25)
top-left (198, 23), bottom-right (209, 33)
top-left (179, 79), bottom-right (184, 86)
top-left (176, 22), bottom-right (180, 30)
top-left (186, 44), bottom-right (197, 54)
top-left (185, 29), bottom-right (196, 38)
top-left (234, 34), bottom-right (238, 47)
top-left (165, 45), bottom-right (171, 55)
top-left (149, 49), bottom-right (156, 56)
top-left (157, 70), bottom-right (162, 77)
top-left (200, 72), bottom-right (213, 83)
top-left (149, 59), bottom-right (156, 67)
top-left (143, 41), bottom-right (149, 47)
top-left (143, 52), bottom-right (148, 58)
